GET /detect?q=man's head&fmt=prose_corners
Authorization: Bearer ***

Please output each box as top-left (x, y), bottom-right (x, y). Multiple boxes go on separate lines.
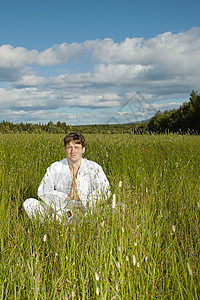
top-left (64, 133), bottom-right (85, 165)
top-left (64, 132), bottom-right (85, 148)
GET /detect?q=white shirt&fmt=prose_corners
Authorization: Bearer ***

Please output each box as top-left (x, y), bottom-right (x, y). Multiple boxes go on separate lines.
top-left (38, 158), bottom-right (110, 212)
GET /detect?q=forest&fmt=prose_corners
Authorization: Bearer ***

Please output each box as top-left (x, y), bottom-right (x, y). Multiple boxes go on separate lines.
top-left (0, 90), bottom-right (199, 134)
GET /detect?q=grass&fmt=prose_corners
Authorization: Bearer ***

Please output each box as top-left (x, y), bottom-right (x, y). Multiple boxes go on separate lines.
top-left (0, 133), bottom-right (200, 299)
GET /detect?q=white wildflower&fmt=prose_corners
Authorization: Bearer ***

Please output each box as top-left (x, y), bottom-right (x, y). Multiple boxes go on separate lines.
top-left (116, 261), bottom-right (120, 269)
top-left (43, 234), bottom-right (47, 242)
top-left (101, 221), bottom-right (105, 227)
top-left (145, 256), bottom-right (148, 262)
top-left (96, 286), bottom-right (100, 296)
top-left (137, 262), bottom-right (140, 268)
top-left (118, 246), bottom-right (121, 252)
top-left (133, 255), bottom-right (136, 266)
top-left (172, 225), bottom-right (176, 233)
top-left (112, 194), bottom-right (116, 209)
top-left (55, 252), bottom-right (58, 256)
top-left (187, 263), bottom-right (193, 276)
top-left (197, 202), bottom-right (200, 208)
top-left (95, 272), bottom-right (99, 281)
top-left (126, 256), bottom-right (129, 262)
top-left (118, 181), bottom-right (122, 188)
top-left (134, 242), bottom-right (137, 246)
top-left (116, 283), bottom-right (119, 291)
top-left (122, 226), bottom-right (125, 233)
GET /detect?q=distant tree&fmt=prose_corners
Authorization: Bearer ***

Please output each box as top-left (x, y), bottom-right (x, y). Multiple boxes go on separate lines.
top-left (147, 90), bottom-right (200, 133)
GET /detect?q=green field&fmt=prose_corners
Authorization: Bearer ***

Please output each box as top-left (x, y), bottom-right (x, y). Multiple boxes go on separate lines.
top-left (0, 134), bottom-right (199, 299)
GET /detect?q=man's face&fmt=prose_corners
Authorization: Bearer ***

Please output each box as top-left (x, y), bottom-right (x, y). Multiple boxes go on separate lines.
top-left (64, 140), bottom-right (85, 164)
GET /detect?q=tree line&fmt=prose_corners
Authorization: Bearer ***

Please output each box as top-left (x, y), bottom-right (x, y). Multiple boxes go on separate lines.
top-left (147, 90), bottom-right (200, 133)
top-left (0, 91), bottom-right (199, 134)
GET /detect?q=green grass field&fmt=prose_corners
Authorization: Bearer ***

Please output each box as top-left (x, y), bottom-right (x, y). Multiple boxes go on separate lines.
top-left (0, 133), bottom-right (199, 299)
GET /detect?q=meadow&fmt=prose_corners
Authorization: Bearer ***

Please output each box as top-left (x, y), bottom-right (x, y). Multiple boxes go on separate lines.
top-left (0, 133), bottom-right (199, 299)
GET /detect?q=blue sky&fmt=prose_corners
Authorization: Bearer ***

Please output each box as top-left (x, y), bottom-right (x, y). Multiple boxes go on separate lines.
top-left (0, 0), bottom-right (200, 124)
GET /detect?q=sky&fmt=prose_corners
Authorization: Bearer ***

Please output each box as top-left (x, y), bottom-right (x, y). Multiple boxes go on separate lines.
top-left (0, 0), bottom-right (200, 125)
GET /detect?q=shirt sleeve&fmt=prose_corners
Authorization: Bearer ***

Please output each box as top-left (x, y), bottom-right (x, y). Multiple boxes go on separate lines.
top-left (37, 164), bottom-right (68, 211)
top-left (87, 165), bottom-right (111, 208)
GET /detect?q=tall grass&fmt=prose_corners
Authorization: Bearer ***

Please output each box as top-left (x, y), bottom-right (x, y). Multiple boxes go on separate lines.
top-left (0, 133), bottom-right (199, 299)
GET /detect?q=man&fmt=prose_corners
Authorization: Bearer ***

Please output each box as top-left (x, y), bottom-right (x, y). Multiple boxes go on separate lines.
top-left (23, 132), bottom-right (110, 222)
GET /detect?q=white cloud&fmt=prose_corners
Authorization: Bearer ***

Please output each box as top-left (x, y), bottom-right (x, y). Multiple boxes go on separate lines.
top-left (0, 42), bottom-right (83, 71)
top-left (36, 43), bottom-right (83, 66)
top-left (0, 28), bottom-right (199, 124)
top-left (0, 45), bottom-right (37, 69)
top-left (84, 28), bottom-right (200, 69)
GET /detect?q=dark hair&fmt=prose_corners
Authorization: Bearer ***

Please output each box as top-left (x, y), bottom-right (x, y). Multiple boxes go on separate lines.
top-left (64, 132), bottom-right (86, 148)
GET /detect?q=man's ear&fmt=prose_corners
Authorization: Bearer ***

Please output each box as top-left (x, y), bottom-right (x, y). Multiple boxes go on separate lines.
top-left (82, 147), bottom-right (85, 153)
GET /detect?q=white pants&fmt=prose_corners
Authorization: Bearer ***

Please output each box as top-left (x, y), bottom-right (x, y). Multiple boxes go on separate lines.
top-left (23, 198), bottom-right (72, 223)
top-left (23, 198), bottom-right (87, 223)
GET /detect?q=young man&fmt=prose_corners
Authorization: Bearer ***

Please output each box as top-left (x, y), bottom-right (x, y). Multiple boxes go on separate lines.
top-left (23, 133), bottom-right (110, 222)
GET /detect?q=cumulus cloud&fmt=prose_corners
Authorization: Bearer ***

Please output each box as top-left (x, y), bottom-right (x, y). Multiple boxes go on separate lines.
top-left (85, 28), bottom-right (200, 67)
top-left (0, 45), bottom-right (37, 68)
top-left (0, 27), bottom-right (199, 124)
top-left (0, 42), bottom-right (83, 74)
top-left (36, 43), bottom-right (83, 66)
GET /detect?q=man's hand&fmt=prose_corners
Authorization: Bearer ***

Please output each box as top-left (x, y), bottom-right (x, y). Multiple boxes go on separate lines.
top-left (66, 178), bottom-right (80, 201)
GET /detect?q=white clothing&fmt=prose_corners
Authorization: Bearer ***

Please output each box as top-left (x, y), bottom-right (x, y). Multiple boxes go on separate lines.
top-left (23, 158), bottom-right (110, 221)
